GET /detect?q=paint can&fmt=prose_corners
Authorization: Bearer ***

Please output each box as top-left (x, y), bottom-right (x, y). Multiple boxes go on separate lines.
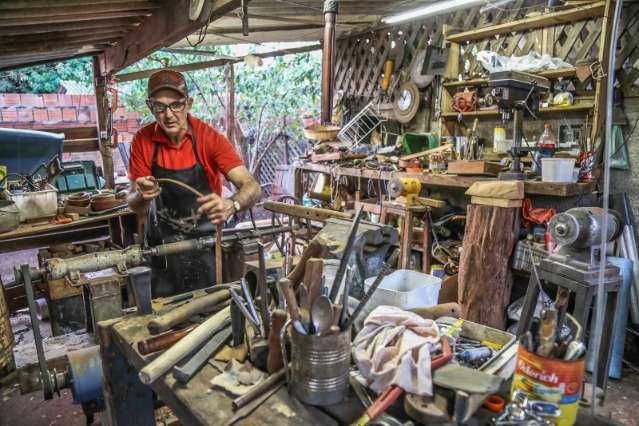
top-left (511, 344), bottom-right (585, 426)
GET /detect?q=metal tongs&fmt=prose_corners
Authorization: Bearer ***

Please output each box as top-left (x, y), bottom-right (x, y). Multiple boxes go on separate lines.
top-left (229, 278), bottom-right (263, 336)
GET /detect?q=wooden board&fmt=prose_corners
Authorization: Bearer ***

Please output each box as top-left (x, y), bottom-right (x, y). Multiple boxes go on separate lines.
top-left (446, 2), bottom-right (605, 43)
top-left (442, 68), bottom-right (578, 88)
top-left (471, 196), bottom-right (523, 208)
top-left (447, 160), bottom-right (503, 176)
top-left (0, 209), bottom-right (132, 241)
top-left (440, 103), bottom-right (594, 119)
top-left (310, 152), bottom-right (367, 162)
top-left (296, 164), bottom-right (596, 197)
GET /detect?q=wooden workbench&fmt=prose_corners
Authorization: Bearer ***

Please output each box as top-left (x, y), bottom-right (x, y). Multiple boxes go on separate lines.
top-left (97, 290), bottom-right (339, 426)
top-left (296, 163), bottom-right (597, 197)
top-left (0, 209), bottom-right (135, 253)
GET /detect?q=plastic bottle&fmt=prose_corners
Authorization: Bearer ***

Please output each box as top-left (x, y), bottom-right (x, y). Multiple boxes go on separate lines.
top-left (532, 124), bottom-right (556, 175)
top-left (538, 123), bottom-right (556, 148)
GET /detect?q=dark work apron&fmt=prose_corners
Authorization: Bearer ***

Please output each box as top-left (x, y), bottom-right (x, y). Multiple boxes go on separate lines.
top-left (145, 125), bottom-right (216, 298)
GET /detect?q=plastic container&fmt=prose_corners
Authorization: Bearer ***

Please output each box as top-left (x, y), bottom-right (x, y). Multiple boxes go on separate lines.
top-left (493, 127), bottom-right (506, 153)
top-left (541, 158), bottom-right (576, 183)
top-left (364, 269), bottom-right (442, 312)
top-left (5, 185), bottom-right (58, 222)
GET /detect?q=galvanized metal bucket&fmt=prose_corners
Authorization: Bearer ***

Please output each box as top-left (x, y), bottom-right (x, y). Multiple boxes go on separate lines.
top-left (280, 321), bottom-right (351, 406)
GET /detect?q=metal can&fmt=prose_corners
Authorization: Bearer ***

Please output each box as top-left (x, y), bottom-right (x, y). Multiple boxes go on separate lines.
top-left (286, 326), bottom-right (351, 406)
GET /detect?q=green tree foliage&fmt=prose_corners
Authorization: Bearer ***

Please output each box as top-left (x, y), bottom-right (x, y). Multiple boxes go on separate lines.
top-left (0, 58), bottom-right (92, 93)
top-left (117, 46), bottom-right (321, 170)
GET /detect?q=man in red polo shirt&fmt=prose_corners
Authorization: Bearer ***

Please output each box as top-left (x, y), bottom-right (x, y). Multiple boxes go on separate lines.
top-left (127, 70), bottom-right (261, 297)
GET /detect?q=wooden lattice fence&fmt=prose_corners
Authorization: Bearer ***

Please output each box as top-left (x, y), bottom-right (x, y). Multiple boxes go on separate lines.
top-left (257, 138), bottom-right (309, 197)
top-left (334, 1), bottom-right (639, 103)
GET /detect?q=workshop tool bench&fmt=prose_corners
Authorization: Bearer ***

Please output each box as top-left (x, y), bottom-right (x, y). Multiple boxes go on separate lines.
top-left (97, 289), bottom-right (339, 426)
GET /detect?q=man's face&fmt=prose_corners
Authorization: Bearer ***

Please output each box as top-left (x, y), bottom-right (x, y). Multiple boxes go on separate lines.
top-left (147, 89), bottom-right (193, 140)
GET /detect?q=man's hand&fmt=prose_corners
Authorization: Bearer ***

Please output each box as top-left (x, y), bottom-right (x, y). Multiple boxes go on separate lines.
top-left (136, 176), bottom-right (161, 201)
top-left (197, 193), bottom-right (234, 225)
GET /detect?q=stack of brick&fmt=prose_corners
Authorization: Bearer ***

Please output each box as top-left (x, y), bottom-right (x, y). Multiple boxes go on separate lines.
top-left (0, 93), bottom-right (145, 177)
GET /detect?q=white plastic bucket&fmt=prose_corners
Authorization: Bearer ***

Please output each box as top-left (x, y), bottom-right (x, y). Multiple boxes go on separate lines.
top-left (363, 269), bottom-right (441, 314)
top-left (541, 158), bottom-right (576, 183)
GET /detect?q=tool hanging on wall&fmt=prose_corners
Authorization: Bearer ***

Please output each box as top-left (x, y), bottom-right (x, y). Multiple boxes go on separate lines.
top-left (392, 81), bottom-right (420, 123)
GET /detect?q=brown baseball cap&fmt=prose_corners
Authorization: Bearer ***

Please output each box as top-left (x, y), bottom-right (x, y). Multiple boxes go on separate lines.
top-left (147, 69), bottom-right (188, 98)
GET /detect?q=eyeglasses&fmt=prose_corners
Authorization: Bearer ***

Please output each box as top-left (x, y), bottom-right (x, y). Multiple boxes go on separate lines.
top-left (146, 99), bottom-right (187, 114)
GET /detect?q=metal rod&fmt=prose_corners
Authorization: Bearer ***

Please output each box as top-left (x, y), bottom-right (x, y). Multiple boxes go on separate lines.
top-left (257, 242), bottom-right (271, 338)
top-left (232, 368), bottom-right (285, 410)
top-left (328, 206), bottom-right (364, 303)
top-left (21, 264), bottom-right (53, 399)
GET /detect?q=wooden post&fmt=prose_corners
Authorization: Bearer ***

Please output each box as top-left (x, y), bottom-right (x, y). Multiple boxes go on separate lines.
top-left (92, 55), bottom-right (115, 189)
top-left (321, 0), bottom-right (338, 124)
top-left (591, 0), bottom-right (616, 151)
top-left (224, 62), bottom-right (236, 150)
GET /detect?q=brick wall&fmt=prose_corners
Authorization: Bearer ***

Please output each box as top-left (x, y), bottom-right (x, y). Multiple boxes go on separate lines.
top-left (0, 93), bottom-right (143, 178)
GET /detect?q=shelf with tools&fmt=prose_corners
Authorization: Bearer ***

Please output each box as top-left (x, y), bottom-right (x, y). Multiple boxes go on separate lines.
top-left (296, 163), bottom-right (597, 197)
top-left (445, 2), bottom-right (605, 44)
top-left (442, 68), bottom-right (578, 89)
top-left (440, 103), bottom-right (595, 120)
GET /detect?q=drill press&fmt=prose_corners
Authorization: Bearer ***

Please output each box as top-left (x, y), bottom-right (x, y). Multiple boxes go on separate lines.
top-left (489, 71), bottom-right (551, 180)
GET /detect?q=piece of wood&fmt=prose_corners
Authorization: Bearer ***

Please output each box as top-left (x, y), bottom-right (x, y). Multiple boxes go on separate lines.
top-left (310, 152), bottom-right (367, 162)
top-left (264, 200), bottom-right (352, 221)
top-left (458, 205), bottom-right (519, 329)
top-left (304, 258), bottom-right (324, 308)
top-left (471, 196), bottom-right (523, 208)
top-left (147, 291), bottom-right (231, 335)
top-left (465, 180), bottom-right (524, 199)
top-left (92, 56), bottom-right (115, 189)
top-left (296, 164), bottom-right (596, 197)
top-left (410, 303), bottom-right (461, 320)
top-left (63, 138), bottom-right (100, 153)
top-left (447, 160), bottom-right (503, 176)
top-left (399, 144), bottom-right (453, 161)
top-left (139, 306), bottom-right (231, 384)
top-left (102, 0), bottom-right (240, 74)
top-left (447, 2), bottom-right (605, 43)
top-left (47, 278), bottom-right (82, 301)
top-left (215, 224), bottom-right (223, 284)
top-left (116, 44), bottom-right (321, 82)
top-left (286, 240), bottom-right (326, 289)
top-left (266, 309), bottom-right (287, 374)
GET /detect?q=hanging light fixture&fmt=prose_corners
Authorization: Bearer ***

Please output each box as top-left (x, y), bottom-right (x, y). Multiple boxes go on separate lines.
top-left (382, 0), bottom-right (487, 24)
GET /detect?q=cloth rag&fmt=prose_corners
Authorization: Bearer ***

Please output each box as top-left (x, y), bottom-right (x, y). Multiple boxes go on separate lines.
top-left (353, 305), bottom-right (440, 396)
top-left (209, 359), bottom-right (266, 396)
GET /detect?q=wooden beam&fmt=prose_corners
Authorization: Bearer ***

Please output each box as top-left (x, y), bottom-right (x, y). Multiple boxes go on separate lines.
top-left (161, 48), bottom-right (224, 57)
top-left (0, 0), bottom-right (140, 9)
top-left (0, 2), bottom-right (159, 20)
top-left (209, 23), bottom-right (321, 34)
top-left (446, 2), bottom-right (606, 43)
top-left (0, 37), bottom-right (118, 55)
top-left (0, 50), bottom-right (102, 72)
top-left (43, 127), bottom-right (98, 140)
top-left (102, 0), bottom-right (243, 75)
top-left (64, 138), bottom-right (101, 153)
top-left (592, 0), bottom-right (616, 151)
top-left (0, 31), bottom-right (127, 51)
top-left (0, 18), bottom-right (141, 37)
top-left (0, 28), bottom-right (129, 45)
top-left (0, 11), bottom-right (154, 27)
top-left (115, 43), bottom-right (320, 82)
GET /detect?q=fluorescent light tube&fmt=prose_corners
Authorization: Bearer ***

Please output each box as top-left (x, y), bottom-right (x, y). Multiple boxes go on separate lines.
top-left (382, 0), bottom-right (487, 24)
